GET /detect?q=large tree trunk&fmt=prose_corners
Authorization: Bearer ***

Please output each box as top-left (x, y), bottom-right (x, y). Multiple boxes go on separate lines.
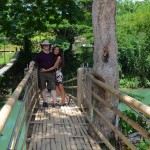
top-left (92, 0), bottom-right (119, 140)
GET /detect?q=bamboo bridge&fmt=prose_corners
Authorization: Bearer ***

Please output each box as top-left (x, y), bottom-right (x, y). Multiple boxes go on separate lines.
top-left (0, 67), bottom-right (150, 150)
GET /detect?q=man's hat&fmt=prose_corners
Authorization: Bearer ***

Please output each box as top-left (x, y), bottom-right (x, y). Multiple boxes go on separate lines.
top-left (41, 40), bottom-right (51, 45)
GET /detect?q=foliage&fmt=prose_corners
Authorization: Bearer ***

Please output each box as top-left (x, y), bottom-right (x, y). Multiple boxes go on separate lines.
top-left (0, 100), bottom-right (5, 110)
top-left (0, 51), bottom-right (15, 64)
top-left (0, 0), bottom-right (149, 84)
top-left (0, 48), bottom-right (34, 102)
top-left (120, 77), bottom-right (141, 88)
top-left (0, 0), bottom-right (94, 85)
top-left (119, 110), bottom-right (137, 136)
top-left (117, 0), bottom-right (150, 87)
top-left (0, 75), bottom-right (4, 83)
top-left (135, 138), bottom-right (150, 150)
top-left (119, 109), bottom-right (150, 149)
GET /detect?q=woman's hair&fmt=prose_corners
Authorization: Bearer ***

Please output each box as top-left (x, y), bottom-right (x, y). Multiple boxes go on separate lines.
top-left (52, 46), bottom-right (63, 68)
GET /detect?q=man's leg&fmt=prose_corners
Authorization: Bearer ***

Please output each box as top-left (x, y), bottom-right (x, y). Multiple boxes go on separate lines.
top-left (40, 88), bottom-right (46, 102)
top-left (51, 90), bottom-right (57, 104)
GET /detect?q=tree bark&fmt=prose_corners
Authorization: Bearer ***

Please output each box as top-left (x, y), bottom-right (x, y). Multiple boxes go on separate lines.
top-left (92, 0), bottom-right (119, 140)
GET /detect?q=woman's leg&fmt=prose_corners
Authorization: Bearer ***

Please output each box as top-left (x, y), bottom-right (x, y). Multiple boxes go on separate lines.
top-left (56, 85), bottom-right (61, 96)
top-left (57, 83), bottom-right (65, 105)
top-left (65, 94), bottom-right (71, 105)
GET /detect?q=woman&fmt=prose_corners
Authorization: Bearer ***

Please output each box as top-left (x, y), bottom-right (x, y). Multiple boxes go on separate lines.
top-left (40, 46), bottom-right (70, 106)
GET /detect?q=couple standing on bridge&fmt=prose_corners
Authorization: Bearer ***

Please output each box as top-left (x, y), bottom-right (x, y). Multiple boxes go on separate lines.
top-left (29, 39), bottom-right (70, 108)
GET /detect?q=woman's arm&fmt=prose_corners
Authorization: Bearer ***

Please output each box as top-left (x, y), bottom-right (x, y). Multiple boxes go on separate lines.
top-left (40, 56), bottom-right (61, 72)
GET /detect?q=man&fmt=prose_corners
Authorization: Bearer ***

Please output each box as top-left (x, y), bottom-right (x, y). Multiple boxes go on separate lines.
top-left (29, 39), bottom-right (57, 108)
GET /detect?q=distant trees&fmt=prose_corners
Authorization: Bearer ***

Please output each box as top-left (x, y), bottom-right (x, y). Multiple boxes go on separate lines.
top-left (0, 1), bottom-right (82, 47)
top-left (116, 0), bottom-right (150, 87)
top-left (0, 0), bottom-right (149, 86)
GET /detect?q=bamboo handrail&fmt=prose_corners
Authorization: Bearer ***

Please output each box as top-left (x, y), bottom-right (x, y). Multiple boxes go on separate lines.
top-left (84, 97), bottom-right (136, 150)
top-left (64, 86), bottom-right (77, 89)
top-left (92, 92), bottom-right (150, 139)
top-left (63, 77), bottom-right (77, 84)
top-left (8, 80), bottom-right (36, 148)
top-left (81, 104), bottom-right (115, 150)
top-left (89, 74), bottom-right (150, 118)
top-left (0, 67), bottom-right (33, 134)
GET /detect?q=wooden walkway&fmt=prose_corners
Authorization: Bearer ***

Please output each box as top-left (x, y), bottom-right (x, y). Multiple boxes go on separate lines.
top-left (28, 96), bottom-right (101, 150)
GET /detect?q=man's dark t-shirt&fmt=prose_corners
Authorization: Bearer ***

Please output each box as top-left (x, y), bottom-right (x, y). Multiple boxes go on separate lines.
top-left (33, 51), bottom-right (54, 70)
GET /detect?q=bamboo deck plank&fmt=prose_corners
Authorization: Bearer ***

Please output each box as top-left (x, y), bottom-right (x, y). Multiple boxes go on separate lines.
top-left (41, 113), bottom-right (47, 150)
top-left (31, 110), bottom-right (42, 150)
top-left (61, 106), bottom-right (77, 150)
top-left (28, 97), bottom-right (101, 150)
top-left (62, 106), bottom-right (79, 150)
top-left (61, 107), bottom-right (72, 150)
top-left (57, 108), bottom-right (68, 150)
top-left (67, 106), bottom-right (84, 150)
top-left (36, 111), bottom-right (43, 150)
top-left (51, 138), bottom-right (57, 150)
top-left (28, 124), bottom-right (36, 150)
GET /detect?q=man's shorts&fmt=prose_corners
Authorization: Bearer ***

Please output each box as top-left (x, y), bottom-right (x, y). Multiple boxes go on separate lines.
top-left (38, 72), bottom-right (56, 90)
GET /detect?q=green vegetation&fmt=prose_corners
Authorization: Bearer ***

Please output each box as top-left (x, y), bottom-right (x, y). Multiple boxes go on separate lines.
top-left (0, 51), bottom-right (15, 64)
top-left (117, 0), bottom-right (150, 88)
top-left (119, 89), bottom-right (150, 149)
top-left (119, 109), bottom-right (150, 149)
top-left (0, 0), bottom-right (149, 88)
top-left (0, 43), bottom-right (18, 64)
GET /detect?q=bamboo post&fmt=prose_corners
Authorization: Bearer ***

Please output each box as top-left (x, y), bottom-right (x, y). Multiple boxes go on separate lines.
top-left (86, 68), bottom-right (93, 121)
top-left (77, 68), bottom-right (84, 107)
top-left (24, 68), bottom-right (29, 76)
top-left (33, 68), bottom-right (39, 107)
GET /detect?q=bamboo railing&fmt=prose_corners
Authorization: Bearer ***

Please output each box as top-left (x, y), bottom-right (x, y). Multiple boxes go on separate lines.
top-left (0, 66), bottom-right (149, 150)
top-left (0, 67), bottom-right (39, 149)
top-left (64, 67), bottom-right (150, 150)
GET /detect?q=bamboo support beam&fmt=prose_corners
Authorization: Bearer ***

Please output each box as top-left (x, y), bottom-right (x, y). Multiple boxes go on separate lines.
top-left (21, 93), bottom-right (39, 149)
top-left (64, 86), bottom-right (77, 89)
top-left (89, 74), bottom-right (150, 118)
top-left (92, 92), bottom-right (150, 139)
top-left (63, 77), bottom-right (77, 84)
top-left (0, 67), bottom-right (33, 134)
top-left (66, 94), bottom-right (78, 101)
top-left (84, 98), bottom-right (136, 150)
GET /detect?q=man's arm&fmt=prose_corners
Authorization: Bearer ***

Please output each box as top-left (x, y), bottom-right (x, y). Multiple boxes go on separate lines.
top-left (40, 56), bottom-right (61, 72)
top-left (29, 61), bottom-right (36, 68)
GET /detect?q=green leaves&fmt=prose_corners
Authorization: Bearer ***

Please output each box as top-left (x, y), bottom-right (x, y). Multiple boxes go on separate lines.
top-left (116, 0), bottom-right (150, 86)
